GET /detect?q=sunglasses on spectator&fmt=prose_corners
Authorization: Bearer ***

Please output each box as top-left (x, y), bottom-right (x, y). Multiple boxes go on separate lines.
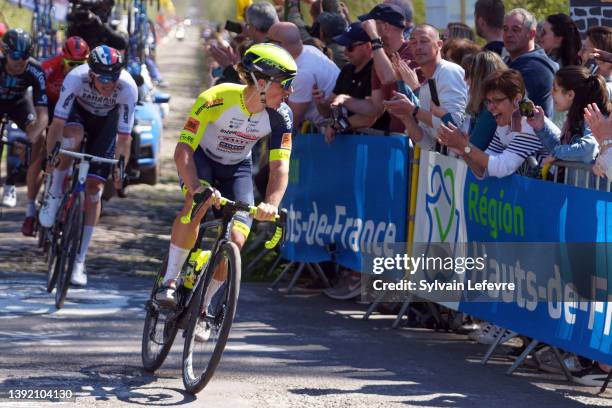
top-left (266, 38), bottom-right (282, 45)
top-left (484, 96), bottom-right (509, 108)
top-left (6, 50), bottom-right (30, 60)
top-left (63, 58), bottom-right (86, 68)
top-left (346, 42), bottom-right (367, 52)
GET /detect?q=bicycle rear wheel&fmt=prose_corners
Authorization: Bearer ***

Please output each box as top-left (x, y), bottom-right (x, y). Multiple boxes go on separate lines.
top-left (182, 241), bottom-right (241, 395)
top-left (55, 194), bottom-right (83, 309)
top-left (141, 257), bottom-right (180, 372)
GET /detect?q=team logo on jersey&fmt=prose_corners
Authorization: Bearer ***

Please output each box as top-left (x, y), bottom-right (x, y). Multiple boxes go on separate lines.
top-left (281, 133), bottom-right (292, 149)
top-left (205, 98), bottom-right (224, 109)
top-left (218, 141), bottom-right (244, 153)
top-left (195, 98), bottom-right (224, 115)
top-left (183, 117), bottom-right (200, 133)
top-left (62, 93), bottom-right (75, 108)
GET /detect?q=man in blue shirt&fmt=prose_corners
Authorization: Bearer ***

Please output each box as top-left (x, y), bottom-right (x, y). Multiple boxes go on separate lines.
top-left (503, 8), bottom-right (558, 118)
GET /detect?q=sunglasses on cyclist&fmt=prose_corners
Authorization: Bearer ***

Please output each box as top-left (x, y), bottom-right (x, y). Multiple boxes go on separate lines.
top-left (346, 42), bottom-right (367, 52)
top-left (275, 77), bottom-right (294, 90)
top-left (93, 72), bottom-right (120, 84)
top-left (63, 58), bottom-right (86, 68)
top-left (6, 50), bottom-right (30, 60)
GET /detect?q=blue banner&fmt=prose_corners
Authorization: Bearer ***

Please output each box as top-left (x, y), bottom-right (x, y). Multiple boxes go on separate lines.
top-left (460, 171), bottom-right (612, 364)
top-left (282, 134), bottom-right (409, 272)
top-left (413, 151), bottom-right (612, 365)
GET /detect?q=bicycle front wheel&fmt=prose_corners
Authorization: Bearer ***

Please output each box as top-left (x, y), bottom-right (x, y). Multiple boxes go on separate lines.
top-left (182, 241), bottom-right (241, 395)
top-left (45, 224), bottom-right (60, 293)
top-left (55, 194), bottom-right (84, 309)
top-left (141, 257), bottom-right (179, 372)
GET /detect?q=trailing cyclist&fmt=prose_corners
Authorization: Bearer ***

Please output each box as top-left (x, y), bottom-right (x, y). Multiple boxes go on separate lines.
top-left (0, 29), bottom-right (49, 216)
top-left (42, 36), bottom-right (91, 117)
top-left (39, 45), bottom-right (137, 286)
top-left (155, 43), bottom-right (296, 321)
top-left (20, 36), bottom-right (91, 237)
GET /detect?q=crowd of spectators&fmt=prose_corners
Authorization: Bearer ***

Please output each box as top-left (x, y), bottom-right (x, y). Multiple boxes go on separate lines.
top-left (201, 0), bottom-right (612, 388)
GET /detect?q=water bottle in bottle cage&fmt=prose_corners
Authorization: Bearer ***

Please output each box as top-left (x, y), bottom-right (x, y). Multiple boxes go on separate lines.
top-left (182, 249), bottom-right (211, 289)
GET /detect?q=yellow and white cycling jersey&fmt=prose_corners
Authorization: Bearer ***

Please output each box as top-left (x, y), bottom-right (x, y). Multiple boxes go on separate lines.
top-left (179, 83), bottom-right (293, 165)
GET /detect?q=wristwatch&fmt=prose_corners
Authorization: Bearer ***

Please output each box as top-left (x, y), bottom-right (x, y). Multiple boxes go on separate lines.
top-left (463, 144), bottom-right (472, 156)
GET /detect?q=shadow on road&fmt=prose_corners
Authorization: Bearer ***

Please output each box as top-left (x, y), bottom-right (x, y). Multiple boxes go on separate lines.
top-left (0, 365), bottom-right (197, 406)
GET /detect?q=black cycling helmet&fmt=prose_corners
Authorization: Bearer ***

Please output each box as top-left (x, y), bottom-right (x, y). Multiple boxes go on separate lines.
top-left (88, 45), bottom-right (123, 82)
top-left (2, 28), bottom-right (33, 59)
top-left (241, 43), bottom-right (297, 89)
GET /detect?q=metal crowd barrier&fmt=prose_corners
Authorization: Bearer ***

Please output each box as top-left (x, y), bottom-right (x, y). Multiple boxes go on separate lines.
top-left (549, 160), bottom-right (612, 192)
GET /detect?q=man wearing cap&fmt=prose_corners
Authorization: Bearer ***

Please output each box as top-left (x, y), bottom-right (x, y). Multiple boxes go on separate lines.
top-left (384, 0), bottom-right (415, 40)
top-left (314, 21), bottom-right (387, 142)
top-left (330, 3), bottom-right (420, 133)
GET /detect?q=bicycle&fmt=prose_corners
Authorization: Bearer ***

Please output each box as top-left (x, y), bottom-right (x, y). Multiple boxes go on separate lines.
top-left (0, 114), bottom-right (32, 211)
top-left (126, 0), bottom-right (151, 64)
top-left (45, 141), bottom-right (124, 309)
top-left (31, 0), bottom-right (59, 60)
top-left (141, 187), bottom-right (286, 394)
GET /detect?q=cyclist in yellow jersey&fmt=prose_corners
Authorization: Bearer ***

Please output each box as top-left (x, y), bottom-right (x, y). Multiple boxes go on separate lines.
top-left (156, 43), bottom-right (297, 309)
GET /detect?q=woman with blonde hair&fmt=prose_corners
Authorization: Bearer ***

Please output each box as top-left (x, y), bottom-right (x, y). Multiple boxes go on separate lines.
top-left (462, 50), bottom-right (508, 150)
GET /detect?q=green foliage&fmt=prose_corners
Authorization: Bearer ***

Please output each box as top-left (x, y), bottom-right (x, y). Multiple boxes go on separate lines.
top-left (503, 0), bottom-right (570, 21)
top-left (202, 0), bottom-right (426, 26)
top-left (0, 0), bottom-right (33, 31)
top-left (202, 1), bottom-right (235, 24)
top-left (202, 0), bottom-right (572, 27)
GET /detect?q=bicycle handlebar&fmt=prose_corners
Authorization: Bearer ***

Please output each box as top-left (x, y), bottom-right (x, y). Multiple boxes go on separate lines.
top-left (58, 149), bottom-right (119, 165)
top-left (48, 141), bottom-right (125, 181)
top-left (180, 187), bottom-right (288, 249)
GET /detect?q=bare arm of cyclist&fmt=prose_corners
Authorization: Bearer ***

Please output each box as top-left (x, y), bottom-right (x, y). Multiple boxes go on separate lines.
top-left (259, 106), bottom-right (292, 221)
top-left (259, 158), bottom-right (289, 221)
top-left (46, 117), bottom-right (67, 156)
top-left (28, 106), bottom-right (49, 143)
top-left (174, 142), bottom-right (203, 197)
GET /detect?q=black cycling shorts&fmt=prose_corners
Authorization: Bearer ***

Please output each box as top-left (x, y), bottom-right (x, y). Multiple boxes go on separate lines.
top-left (65, 103), bottom-right (118, 180)
top-left (180, 146), bottom-right (254, 239)
top-left (0, 96), bottom-right (37, 131)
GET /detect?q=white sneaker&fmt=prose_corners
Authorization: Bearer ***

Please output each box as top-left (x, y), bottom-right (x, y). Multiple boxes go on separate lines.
top-left (1, 185), bottom-right (16, 208)
top-left (154, 285), bottom-right (177, 308)
top-left (39, 193), bottom-right (62, 227)
top-left (194, 320), bottom-right (211, 343)
top-left (71, 261), bottom-right (87, 286)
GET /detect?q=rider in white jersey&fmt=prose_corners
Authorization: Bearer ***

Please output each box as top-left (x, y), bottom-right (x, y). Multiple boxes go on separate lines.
top-left (40, 45), bottom-right (137, 286)
top-left (52, 63), bottom-right (136, 132)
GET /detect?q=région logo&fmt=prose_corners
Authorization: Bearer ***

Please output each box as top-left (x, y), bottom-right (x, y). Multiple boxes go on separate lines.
top-left (425, 165), bottom-right (461, 249)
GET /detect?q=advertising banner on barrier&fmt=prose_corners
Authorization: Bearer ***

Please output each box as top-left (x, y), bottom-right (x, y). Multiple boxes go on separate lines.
top-left (282, 134), bottom-right (409, 272)
top-left (411, 150), bottom-right (612, 365)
